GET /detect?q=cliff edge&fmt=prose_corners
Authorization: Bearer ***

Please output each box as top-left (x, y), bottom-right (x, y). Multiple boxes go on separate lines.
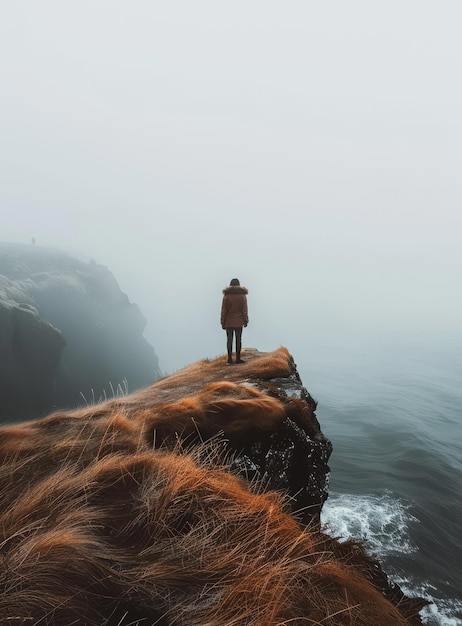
top-left (0, 347), bottom-right (426, 625)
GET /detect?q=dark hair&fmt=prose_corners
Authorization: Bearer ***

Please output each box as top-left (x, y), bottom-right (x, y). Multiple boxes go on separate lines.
top-left (230, 278), bottom-right (240, 286)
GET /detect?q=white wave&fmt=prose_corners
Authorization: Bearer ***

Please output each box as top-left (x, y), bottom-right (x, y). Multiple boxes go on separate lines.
top-left (321, 492), bottom-right (462, 625)
top-left (399, 579), bottom-right (462, 626)
top-left (321, 491), bottom-right (416, 557)
top-left (420, 601), bottom-right (462, 626)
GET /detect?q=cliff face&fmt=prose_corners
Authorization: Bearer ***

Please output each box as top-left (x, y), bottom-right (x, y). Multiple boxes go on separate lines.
top-left (0, 297), bottom-right (65, 419)
top-left (0, 242), bottom-right (161, 422)
top-left (0, 347), bottom-right (426, 625)
top-left (131, 346), bottom-right (332, 526)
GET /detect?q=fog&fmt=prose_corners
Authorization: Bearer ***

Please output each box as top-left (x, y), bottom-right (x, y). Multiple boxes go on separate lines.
top-left (1, 1), bottom-right (461, 373)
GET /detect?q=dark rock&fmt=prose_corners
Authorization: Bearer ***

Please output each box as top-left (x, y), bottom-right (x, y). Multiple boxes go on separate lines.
top-left (0, 297), bottom-right (65, 420)
top-left (227, 368), bottom-right (332, 525)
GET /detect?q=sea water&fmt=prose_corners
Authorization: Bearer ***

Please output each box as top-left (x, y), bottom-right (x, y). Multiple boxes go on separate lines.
top-left (298, 333), bottom-right (462, 626)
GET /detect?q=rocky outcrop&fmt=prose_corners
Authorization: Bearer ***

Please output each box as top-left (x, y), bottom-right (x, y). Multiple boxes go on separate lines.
top-left (132, 346), bottom-right (332, 525)
top-left (0, 347), bottom-right (427, 625)
top-left (0, 242), bottom-right (161, 422)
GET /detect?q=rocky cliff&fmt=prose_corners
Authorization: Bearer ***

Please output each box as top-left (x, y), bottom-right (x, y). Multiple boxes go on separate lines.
top-left (0, 346), bottom-right (427, 625)
top-left (0, 242), bottom-right (161, 422)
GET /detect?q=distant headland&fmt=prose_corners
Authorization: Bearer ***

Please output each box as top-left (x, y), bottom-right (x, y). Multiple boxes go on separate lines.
top-left (0, 241), bottom-right (161, 422)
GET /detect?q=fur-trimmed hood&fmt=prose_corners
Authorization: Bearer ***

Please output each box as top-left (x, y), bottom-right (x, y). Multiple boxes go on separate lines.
top-left (222, 286), bottom-right (248, 295)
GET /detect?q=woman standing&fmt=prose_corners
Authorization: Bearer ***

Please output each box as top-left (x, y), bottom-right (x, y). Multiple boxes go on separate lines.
top-left (220, 278), bottom-right (249, 365)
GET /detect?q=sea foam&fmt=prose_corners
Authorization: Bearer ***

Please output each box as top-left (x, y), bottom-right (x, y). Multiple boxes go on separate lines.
top-left (321, 490), bottom-right (416, 556)
top-left (321, 492), bottom-right (462, 626)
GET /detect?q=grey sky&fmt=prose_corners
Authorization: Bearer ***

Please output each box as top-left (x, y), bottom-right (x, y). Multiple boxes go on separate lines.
top-left (1, 1), bottom-right (461, 372)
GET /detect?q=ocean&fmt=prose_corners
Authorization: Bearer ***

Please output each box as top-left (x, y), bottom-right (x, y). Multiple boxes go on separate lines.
top-left (298, 333), bottom-right (462, 626)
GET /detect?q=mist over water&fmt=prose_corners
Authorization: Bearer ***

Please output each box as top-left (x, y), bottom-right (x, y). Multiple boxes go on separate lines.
top-left (298, 333), bottom-right (462, 626)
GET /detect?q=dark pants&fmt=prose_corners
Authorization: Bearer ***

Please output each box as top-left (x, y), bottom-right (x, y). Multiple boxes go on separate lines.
top-left (226, 327), bottom-right (242, 362)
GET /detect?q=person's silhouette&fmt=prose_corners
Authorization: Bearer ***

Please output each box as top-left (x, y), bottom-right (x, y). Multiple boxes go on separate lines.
top-left (220, 278), bottom-right (248, 364)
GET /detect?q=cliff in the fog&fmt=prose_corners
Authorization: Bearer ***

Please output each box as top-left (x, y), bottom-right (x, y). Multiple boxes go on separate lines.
top-left (0, 346), bottom-right (427, 625)
top-left (0, 242), bottom-right (161, 422)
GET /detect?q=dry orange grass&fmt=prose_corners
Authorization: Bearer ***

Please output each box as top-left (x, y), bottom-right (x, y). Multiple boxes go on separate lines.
top-left (0, 348), bottom-right (426, 625)
top-left (131, 346), bottom-right (293, 404)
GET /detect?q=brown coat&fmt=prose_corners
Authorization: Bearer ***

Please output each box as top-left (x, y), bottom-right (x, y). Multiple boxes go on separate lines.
top-left (221, 286), bottom-right (249, 328)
